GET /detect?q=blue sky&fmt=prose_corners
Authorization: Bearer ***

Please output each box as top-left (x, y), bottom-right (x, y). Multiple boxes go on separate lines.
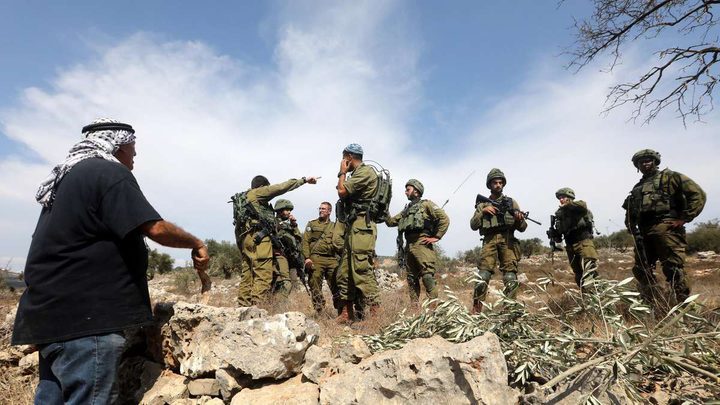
top-left (1, 1), bottom-right (717, 270)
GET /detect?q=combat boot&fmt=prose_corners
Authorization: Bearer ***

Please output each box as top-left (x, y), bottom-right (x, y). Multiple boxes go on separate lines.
top-left (336, 300), bottom-right (355, 324)
top-left (472, 300), bottom-right (484, 314)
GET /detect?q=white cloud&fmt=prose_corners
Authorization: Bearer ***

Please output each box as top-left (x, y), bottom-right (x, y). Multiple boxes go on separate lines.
top-left (1, 2), bottom-right (717, 272)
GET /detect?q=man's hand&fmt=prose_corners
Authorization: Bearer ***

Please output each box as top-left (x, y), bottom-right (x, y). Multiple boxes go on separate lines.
top-left (513, 211), bottom-right (525, 222)
top-left (338, 159), bottom-right (351, 175)
top-left (663, 218), bottom-right (686, 229)
top-left (192, 245), bottom-right (211, 293)
top-left (305, 176), bottom-right (318, 184)
top-left (482, 205), bottom-right (498, 215)
top-left (419, 236), bottom-right (440, 245)
top-left (288, 213), bottom-right (297, 226)
top-left (304, 258), bottom-right (313, 270)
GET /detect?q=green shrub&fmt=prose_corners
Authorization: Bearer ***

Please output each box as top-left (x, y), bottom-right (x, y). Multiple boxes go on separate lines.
top-left (687, 220), bottom-right (720, 253)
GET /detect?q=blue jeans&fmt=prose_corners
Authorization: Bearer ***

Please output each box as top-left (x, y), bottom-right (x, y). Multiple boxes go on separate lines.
top-left (35, 332), bottom-right (126, 405)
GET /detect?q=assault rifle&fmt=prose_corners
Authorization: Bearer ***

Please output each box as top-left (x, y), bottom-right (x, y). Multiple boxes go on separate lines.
top-left (277, 221), bottom-right (310, 294)
top-left (546, 215), bottom-right (564, 264)
top-left (475, 194), bottom-right (542, 226)
top-left (627, 221), bottom-right (651, 272)
top-left (396, 231), bottom-right (406, 269)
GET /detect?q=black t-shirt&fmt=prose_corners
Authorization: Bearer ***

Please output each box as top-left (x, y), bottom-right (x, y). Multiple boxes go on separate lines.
top-left (12, 158), bottom-right (162, 345)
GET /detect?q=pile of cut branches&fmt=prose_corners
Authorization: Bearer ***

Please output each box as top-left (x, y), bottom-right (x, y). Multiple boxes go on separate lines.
top-left (361, 275), bottom-right (720, 403)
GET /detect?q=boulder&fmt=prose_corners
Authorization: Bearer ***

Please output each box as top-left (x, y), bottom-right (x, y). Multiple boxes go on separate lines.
top-left (230, 375), bottom-right (319, 405)
top-left (139, 370), bottom-right (189, 405)
top-left (215, 368), bottom-right (251, 400)
top-left (187, 378), bottom-right (220, 397)
top-left (170, 397), bottom-right (224, 405)
top-left (319, 333), bottom-right (519, 405)
top-left (18, 351), bottom-right (39, 374)
top-left (159, 302), bottom-right (319, 380)
top-left (332, 336), bottom-right (371, 364)
top-left (301, 345), bottom-right (347, 384)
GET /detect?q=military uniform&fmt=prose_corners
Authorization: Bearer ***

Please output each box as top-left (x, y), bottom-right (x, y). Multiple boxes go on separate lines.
top-left (470, 169), bottom-right (527, 309)
top-left (302, 218), bottom-right (339, 312)
top-left (386, 180), bottom-right (449, 301)
top-left (236, 178), bottom-right (307, 306)
top-left (551, 188), bottom-right (599, 289)
top-left (335, 162), bottom-right (380, 309)
top-left (274, 200), bottom-right (304, 297)
top-left (623, 149), bottom-right (706, 303)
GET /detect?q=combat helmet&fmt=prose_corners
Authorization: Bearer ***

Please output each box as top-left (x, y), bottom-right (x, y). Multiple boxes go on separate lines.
top-left (274, 199), bottom-right (294, 212)
top-left (486, 168), bottom-right (506, 189)
top-left (555, 187), bottom-right (576, 200)
top-left (405, 179), bottom-right (424, 196)
top-left (631, 149), bottom-right (661, 168)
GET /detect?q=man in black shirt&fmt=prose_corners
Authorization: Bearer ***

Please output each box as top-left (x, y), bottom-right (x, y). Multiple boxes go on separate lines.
top-left (12, 118), bottom-right (211, 404)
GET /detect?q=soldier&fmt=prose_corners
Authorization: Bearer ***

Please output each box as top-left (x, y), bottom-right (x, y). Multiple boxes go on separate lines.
top-left (334, 143), bottom-right (382, 322)
top-left (622, 149), bottom-right (706, 304)
top-left (386, 179), bottom-right (449, 302)
top-left (470, 168), bottom-right (527, 312)
top-left (273, 199), bottom-right (304, 297)
top-left (235, 175), bottom-right (316, 306)
top-left (548, 188), bottom-right (599, 291)
top-left (302, 202), bottom-right (340, 313)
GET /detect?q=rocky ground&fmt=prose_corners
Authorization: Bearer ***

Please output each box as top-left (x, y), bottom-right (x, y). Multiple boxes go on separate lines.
top-left (1, 249), bottom-right (718, 404)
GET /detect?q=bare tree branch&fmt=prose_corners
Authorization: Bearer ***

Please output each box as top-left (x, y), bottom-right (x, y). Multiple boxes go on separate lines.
top-left (568, 0), bottom-right (720, 124)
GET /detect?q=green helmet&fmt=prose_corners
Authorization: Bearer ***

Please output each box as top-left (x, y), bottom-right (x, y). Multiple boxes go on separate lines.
top-left (486, 168), bottom-right (506, 189)
top-left (555, 187), bottom-right (575, 199)
top-left (631, 149), bottom-right (661, 168)
top-left (273, 199), bottom-right (294, 212)
top-left (405, 179), bottom-right (424, 196)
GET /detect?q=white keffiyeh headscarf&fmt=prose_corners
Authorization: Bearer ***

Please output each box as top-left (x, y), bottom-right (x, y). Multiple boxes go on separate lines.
top-left (36, 118), bottom-right (136, 207)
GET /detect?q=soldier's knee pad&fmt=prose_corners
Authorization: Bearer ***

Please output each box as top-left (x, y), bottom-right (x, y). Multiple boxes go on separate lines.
top-left (421, 273), bottom-right (436, 291)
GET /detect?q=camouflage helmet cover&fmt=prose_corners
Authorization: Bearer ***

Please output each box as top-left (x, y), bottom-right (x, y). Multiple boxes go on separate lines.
top-left (405, 178), bottom-right (424, 196)
top-left (631, 149), bottom-right (661, 167)
top-left (555, 187), bottom-right (576, 199)
top-left (486, 168), bottom-right (506, 189)
top-left (274, 199), bottom-right (294, 211)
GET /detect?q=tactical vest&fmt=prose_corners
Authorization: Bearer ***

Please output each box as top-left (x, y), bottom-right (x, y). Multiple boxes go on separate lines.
top-left (231, 191), bottom-right (276, 235)
top-left (397, 200), bottom-right (435, 234)
top-left (477, 196), bottom-right (516, 235)
top-left (627, 169), bottom-right (680, 222)
top-left (555, 206), bottom-right (594, 243)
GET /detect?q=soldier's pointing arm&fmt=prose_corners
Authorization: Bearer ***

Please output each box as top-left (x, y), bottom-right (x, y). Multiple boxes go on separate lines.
top-left (256, 178), bottom-right (307, 204)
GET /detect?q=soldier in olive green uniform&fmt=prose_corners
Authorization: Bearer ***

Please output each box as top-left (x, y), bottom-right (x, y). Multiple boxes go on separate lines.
top-left (335, 143), bottom-right (381, 322)
top-left (470, 168), bottom-right (528, 312)
top-left (548, 188), bottom-right (599, 290)
top-left (623, 149), bottom-right (706, 304)
top-left (236, 175), bottom-right (316, 306)
top-left (273, 199), bottom-right (304, 297)
top-left (386, 179), bottom-right (449, 301)
top-left (302, 202), bottom-right (340, 313)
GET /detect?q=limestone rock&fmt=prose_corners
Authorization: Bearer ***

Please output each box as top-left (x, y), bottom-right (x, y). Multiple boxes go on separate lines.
top-left (215, 368), bottom-right (251, 400)
top-left (140, 370), bottom-right (189, 405)
top-left (170, 397), bottom-right (224, 405)
top-left (333, 336), bottom-right (371, 364)
top-left (301, 345), bottom-right (348, 384)
top-left (319, 333), bottom-right (519, 405)
top-left (230, 375), bottom-right (319, 405)
top-left (160, 302), bottom-right (319, 380)
top-left (187, 378), bottom-right (220, 397)
top-left (18, 351), bottom-right (39, 374)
